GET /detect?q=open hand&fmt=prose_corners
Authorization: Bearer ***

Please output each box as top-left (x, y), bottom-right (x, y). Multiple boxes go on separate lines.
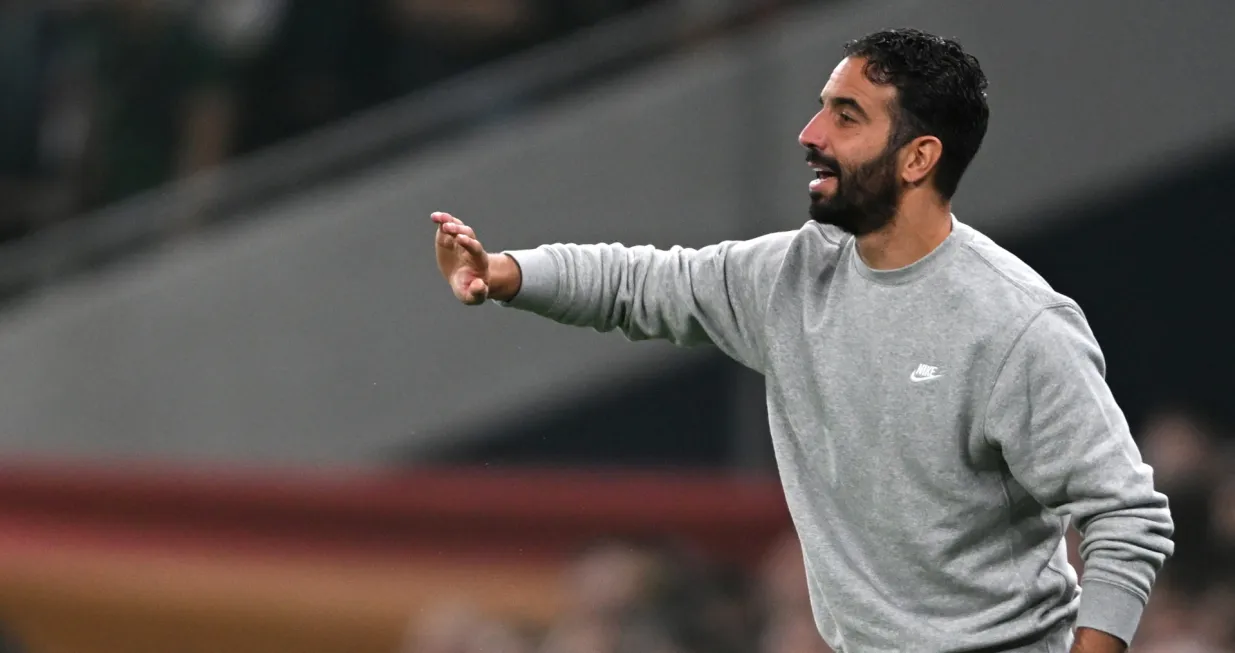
top-left (432, 211), bottom-right (490, 305)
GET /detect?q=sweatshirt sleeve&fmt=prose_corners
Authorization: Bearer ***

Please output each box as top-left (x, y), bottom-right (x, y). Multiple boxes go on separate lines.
top-left (498, 231), bottom-right (795, 373)
top-left (984, 304), bottom-right (1174, 645)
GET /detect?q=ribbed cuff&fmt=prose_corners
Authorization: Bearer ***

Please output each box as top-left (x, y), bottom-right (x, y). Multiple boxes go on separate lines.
top-left (497, 248), bottom-right (560, 314)
top-left (1075, 579), bottom-right (1147, 645)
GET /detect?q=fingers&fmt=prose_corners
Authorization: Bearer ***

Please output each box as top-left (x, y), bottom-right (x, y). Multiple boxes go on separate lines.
top-left (432, 212), bottom-right (477, 248)
top-left (433, 212), bottom-right (477, 254)
top-left (456, 233), bottom-right (486, 259)
top-left (430, 211), bottom-right (463, 225)
top-left (439, 222), bottom-right (475, 238)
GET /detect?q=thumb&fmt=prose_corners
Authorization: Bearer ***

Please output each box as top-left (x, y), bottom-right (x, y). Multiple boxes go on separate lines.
top-left (464, 277), bottom-right (489, 305)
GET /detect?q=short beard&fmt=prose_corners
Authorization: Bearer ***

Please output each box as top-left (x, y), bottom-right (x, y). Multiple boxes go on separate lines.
top-left (808, 144), bottom-right (903, 237)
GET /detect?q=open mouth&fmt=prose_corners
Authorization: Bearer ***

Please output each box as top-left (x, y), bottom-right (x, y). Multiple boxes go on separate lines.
top-left (808, 162), bottom-right (838, 194)
top-left (809, 161), bottom-right (838, 181)
top-left (811, 166), bottom-right (838, 182)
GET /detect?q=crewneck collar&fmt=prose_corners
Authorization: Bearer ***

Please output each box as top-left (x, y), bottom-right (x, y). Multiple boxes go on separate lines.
top-left (849, 215), bottom-right (969, 285)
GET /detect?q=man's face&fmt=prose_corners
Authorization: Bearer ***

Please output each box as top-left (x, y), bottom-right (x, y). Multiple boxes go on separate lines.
top-left (799, 57), bottom-right (905, 236)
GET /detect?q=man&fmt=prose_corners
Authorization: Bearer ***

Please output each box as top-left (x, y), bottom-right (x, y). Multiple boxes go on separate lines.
top-left (429, 28), bottom-right (1173, 653)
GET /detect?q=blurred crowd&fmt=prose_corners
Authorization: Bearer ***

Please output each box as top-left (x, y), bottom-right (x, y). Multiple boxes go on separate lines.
top-left (405, 533), bottom-right (830, 653)
top-left (0, 0), bottom-right (671, 243)
top-left (403, 408), bottom-right (1235, 653)
top-left (1126, 409), bottom-right (1235, 653)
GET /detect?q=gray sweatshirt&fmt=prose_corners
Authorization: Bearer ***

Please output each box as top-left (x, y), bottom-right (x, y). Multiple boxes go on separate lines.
top-left (501, 218), bottom-right (1173, 653)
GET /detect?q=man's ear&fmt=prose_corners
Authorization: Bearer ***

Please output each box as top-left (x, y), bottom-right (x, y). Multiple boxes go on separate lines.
top-left (901, 135), bottom-right (943, 186)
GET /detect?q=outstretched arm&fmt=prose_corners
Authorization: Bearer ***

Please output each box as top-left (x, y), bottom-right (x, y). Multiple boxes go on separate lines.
top-left (431, 211), bottom-right (794, 372)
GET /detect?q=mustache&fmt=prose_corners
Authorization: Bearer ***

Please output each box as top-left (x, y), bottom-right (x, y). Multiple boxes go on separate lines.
top-left (805, 149), bottom-right (841, 175)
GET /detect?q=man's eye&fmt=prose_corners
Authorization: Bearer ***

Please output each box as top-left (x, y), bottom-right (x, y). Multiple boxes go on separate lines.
top-left (838, 113), bottom-right (856, 124)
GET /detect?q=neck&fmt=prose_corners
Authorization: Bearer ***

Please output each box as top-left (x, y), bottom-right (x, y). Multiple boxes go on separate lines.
top-left (855, 196), bottom-right (953, 270)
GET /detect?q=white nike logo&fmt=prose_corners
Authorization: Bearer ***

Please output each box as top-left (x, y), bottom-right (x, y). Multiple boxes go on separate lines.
top-left (909, 364), bottom-right (943, 383)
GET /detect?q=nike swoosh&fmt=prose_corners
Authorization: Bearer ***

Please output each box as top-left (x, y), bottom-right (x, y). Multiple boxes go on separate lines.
top-left (909, 372), bottom-right (942, 383)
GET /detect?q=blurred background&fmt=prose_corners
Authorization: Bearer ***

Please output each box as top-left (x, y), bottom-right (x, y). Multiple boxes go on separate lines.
top-left (0, 0), bottom-right (1232, 651)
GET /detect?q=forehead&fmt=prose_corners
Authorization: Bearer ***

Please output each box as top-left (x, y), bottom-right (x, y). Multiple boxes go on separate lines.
top-left (821, 56), bottom-right (895, 114)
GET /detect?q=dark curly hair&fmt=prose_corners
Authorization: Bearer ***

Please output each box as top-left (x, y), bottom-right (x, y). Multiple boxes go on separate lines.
top-left (843, 28), bottom-right (989, 200)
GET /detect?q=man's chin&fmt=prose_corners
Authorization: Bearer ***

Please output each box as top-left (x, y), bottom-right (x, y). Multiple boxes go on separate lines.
top-left (808, 198), bottom-right (848, 225)
top-left (808, 196), bottom-right (838, 220)
top-left (810, 202), bottom-right (874, 236)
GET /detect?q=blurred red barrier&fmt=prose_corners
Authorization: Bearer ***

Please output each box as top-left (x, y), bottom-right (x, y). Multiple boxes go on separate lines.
top-left (0, 461), bottom-right (791, 567)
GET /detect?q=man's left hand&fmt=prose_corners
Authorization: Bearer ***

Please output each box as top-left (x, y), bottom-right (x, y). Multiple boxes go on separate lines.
top-left (1071, 627), bottom-right (1127, 653)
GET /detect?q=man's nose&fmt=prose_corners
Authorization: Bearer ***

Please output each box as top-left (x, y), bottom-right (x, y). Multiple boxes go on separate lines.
top-left (799, 112), bottom-right (828, 150)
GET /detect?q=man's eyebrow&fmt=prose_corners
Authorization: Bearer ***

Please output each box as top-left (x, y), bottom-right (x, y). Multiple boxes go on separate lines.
top-left (819, 95), bottom-right (870, 120)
